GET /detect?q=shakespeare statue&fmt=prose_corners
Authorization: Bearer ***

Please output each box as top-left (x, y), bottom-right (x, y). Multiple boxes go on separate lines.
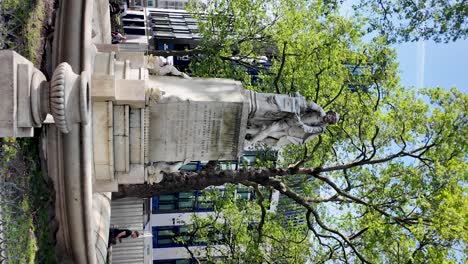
top-left (244, 91), bottom-right (339, 150)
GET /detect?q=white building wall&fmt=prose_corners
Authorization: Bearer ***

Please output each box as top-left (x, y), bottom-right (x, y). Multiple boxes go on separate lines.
top-left (153, 246), bottom-right (228, 260)
top-left (151, 211), bottom-right (217, 260)
top-left (269, 190), bottom-right (280, 212)
top-left (150, 186), bottom-right (273, 262)
top-left (151, 211), bottom-right (215, 226)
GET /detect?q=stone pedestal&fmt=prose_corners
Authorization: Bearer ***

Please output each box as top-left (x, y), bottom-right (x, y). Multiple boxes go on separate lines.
top-left (148, 77), bottom-right (249, 162)
top-left (91, 50), bottom-right (148, 191)
top-left (0, 51), bottom-right (46, 137)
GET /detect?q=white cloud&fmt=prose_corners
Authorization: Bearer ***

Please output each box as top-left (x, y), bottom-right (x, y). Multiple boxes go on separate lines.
top-left (416, 40), bottom-right (426, 88)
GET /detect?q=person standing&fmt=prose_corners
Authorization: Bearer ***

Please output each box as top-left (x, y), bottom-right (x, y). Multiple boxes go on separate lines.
top-left (108, 228), bottom-right (139, 247)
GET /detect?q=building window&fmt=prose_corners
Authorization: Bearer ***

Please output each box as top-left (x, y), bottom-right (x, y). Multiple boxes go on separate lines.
top-left (133, 0), bottom-right (143, 6)
top-left (154, 227), bottom-right (176, 247)
top-left (147, 0), bottom-right (155, 7)
top-left (154, 259), bottom-right (190, 264)
top-left (152, 226), bottom-right (225, 248)
top-left (152, 226), bottom-right (194, 248)
top-left (236, 187), bottom-right (251, 200)
top-left (152, 191), bottom-right (214, 213)
top-left (152, 188), bottom-right (255, 214)
top-left (154, 259), bottom-right (209, 264)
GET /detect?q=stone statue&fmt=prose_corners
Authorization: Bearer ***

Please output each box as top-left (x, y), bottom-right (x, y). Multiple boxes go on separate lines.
top-left (244, 91), bottom-right (339, 150)
top-left (146, 55), bottom-right (191, 79)
top-left (146, 160), bottom-right (188, 184)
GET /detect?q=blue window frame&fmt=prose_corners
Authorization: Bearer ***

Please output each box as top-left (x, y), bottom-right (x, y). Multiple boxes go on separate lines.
top-left (152, 226), bottom-right (183, 248)
top-left (153, 259), bottom-right (209, 264)
top-left (152, 225), bottom-right (225, 248)
top-left (152, 191), bottom-right (214, 213)
top-left (235, 187), bottom-right (251, 200)
top-left (152, 226), bottom-right (196, 248)
top-left (153, 259), bottom-right (191, 264)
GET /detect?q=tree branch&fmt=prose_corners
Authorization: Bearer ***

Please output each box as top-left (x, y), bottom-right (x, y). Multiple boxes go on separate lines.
top-left (148, 47), bottom-right (203, 57)
top-left (263, 178), bottom-right (370, 263)
top-left (274, 42), bottom-right (288, 94)
top-left (292, 135), bottom-right (322, 169)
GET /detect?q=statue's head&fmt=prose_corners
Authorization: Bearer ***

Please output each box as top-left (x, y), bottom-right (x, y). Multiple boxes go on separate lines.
top-left (324, 111), bottom-right (339, 124)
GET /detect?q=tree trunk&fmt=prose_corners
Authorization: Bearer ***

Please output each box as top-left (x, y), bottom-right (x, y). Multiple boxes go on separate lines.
top-left (113, 167), bottom-right (311, 199)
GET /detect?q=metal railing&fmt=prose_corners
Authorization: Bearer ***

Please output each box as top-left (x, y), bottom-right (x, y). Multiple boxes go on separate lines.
top-left (0, 0), bottom-right (28, 259)
top-left (0, 140), bottom-right (31, 264)
top-left (0, 179), bottom-right (29, 264)
top-left (0, 1), bottom-right (22, 50)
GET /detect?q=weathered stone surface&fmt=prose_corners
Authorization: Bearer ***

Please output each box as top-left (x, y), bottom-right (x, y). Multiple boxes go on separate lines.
top-left (93, 51), bottom-right (115, 76)
top-left (93, 102), bottom-right (113, 181)
top-left (115, 79), bottom-right (146, 108)
top-left (92, 193), bottom-right (111, 263)
top-left (0, 51), bottom-right (35, 137)
top-left (117, 52), bottom-right (147, 68)
top-left (129, 108), bottom-right (143, 164)
top-left (17, 64), bottom-right (34, 128)
top-left (113, 105), bottom-right (129, 173)
top-left (91, 75), bottom-right (116, 101)
top-left (94, 180), bottom-right (119, 192)
top-left (95, 44), bottom-right (119, 53)
top-left (148, 77), bottom-right (249, 162)
top-left (116, 164), bottom-right (145, 184)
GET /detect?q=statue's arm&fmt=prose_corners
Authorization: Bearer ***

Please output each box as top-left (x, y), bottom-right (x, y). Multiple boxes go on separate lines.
top-left (249, 121), bottom-right (287, 144)
top-left (307, 101), bottom-right (326, 116)
top-left (301, 125), bottom-right (326, 134)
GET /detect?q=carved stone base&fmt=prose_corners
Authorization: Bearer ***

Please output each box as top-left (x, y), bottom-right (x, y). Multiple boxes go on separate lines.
top-left (0, 50), bottom-right (89, 137)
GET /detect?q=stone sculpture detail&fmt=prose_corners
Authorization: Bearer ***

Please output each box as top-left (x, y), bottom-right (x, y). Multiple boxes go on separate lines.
top-left (0, 51), bottom-right (88, 137)
top-left (245, 91), bottom-right (339, 150)
top-left (147, 160), bottom-right (187, 184)
top-left (50, 62), bottom-right (89, 133)
top-left (146, 55), bottom-right (191, 79)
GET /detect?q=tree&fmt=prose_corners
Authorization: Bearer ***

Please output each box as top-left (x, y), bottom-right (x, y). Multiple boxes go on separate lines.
top-left (116, 0), bottom-right (468, 262)
top-left (353, 0), bottom-right (468, 43)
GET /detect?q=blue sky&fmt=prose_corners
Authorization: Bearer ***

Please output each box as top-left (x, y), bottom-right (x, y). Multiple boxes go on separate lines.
top-left (339, 1), bottom-right (468, 94)
top-left (396, 40), bottom-right (468, 93)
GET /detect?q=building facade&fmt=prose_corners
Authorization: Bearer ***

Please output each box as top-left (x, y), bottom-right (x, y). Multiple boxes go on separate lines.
top-left (150, 189), bottom-right (221, 262)
top-left (120, 8), bottom-right (200, 72)
top-left (128, 0), bottom-right (190, 9)
top-left (150, 151), bottom-right (278, 263)
top-left (155, 0), bottom-right (190, 9)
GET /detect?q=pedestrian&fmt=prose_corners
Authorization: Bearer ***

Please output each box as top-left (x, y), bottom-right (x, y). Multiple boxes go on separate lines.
top-left (108, 228), bottom-right (139, 247)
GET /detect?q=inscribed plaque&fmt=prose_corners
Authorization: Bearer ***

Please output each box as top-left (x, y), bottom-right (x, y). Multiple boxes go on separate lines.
top-left (149, 100), bottom-right (248, 161)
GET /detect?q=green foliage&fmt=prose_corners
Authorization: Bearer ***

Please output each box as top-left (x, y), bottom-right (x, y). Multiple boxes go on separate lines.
top-left (19, 138), bottom-right (57, 264)
top-left (181, 0), bottom-right (467, 262)
top-left (0, 1), bottom-right (54, 259)
top-left (353, 0), bottom-right (468, 43)
top-left (1, 0), bottom-right (46, 63)
top-left (1, 137), bottom-right (17, 163)
top-left (1, 138), bottom-right (56, 263)
top-left (181, 186), bottom-right (311, 263)
top-left (4, 200), bottom-right (37, 264)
